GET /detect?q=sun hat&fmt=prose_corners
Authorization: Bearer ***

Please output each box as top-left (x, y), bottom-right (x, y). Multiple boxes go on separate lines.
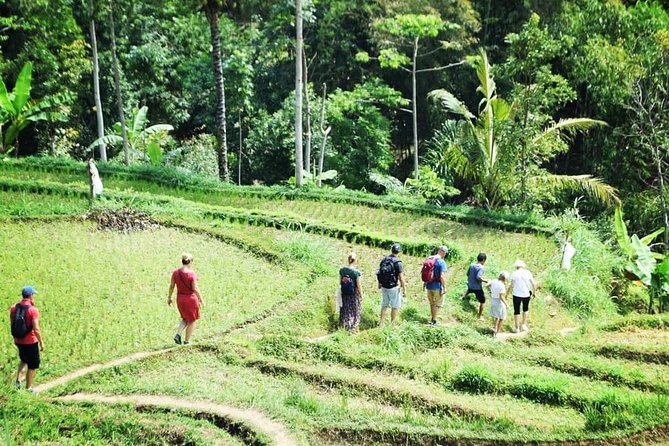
top-left (22, 286), bottom-right (38, 297)
top-left (499, 271), bottom-right (509, 280)
top-left (348, 252), bottom-right (357, 262)
top-left (391, 243), bottom-right (402, 253)
top-left (514, 260), bottom-right (527, 268)
top-left (438, 246), bottom-right (449, 254)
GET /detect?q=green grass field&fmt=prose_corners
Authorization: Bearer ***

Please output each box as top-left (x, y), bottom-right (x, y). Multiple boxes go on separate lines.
top-left (0, 158), bottom-right (666, 445)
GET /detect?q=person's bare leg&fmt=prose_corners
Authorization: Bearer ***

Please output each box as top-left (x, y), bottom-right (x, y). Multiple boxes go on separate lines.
top-left (26, 368), bottom-right (37, 389)
top-left (495, 319), bottom-right (503, 333)
top-left (16, 361), bottom-right (26, 385)
top-left (514, 314), bottom-right (520, 331)
top-left (176, 319), bottom-right (186, 334)
top-left (390, 308), bottom-right (399, 324)
top-left (522, 311), bottom-right (529, 327)
top-left (185, 321), bottom-right (197, 343)
top-left (379, 307), bottom-right (388, 326)
top-left (478, 303), bottom-right (485, 319)
top-left (430, 304), bottom-right (438, 322)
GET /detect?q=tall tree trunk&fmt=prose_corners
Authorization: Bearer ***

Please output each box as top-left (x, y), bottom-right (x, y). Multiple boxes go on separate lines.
top-left (303, 48), bottom-right (312, 175)
top-left (108, 0), bottom-right (129, 165)
top-left (519, 85), bottom-right (531, 207)
top-left (655, 148), bottom-right (669, 247)
top-left (89, 0), bottom-right (106, 161)
top-left (317, 83), bottom-right (331, 187)
top-left (238, 110), bottom-right (242, 185)
top-left (294, 0), bottom-right (304, 187)
top-left (412, 37), bottom-right (419, 180)
top-left (205, 6), bottom-right (230, 182)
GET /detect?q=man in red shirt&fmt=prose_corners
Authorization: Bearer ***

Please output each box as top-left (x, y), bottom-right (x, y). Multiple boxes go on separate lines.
top-left (10, 286), bottom-right (45, 393)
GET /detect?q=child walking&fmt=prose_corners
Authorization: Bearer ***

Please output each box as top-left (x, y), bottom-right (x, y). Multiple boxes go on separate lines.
top-left (488, 272), bottom-right (509, 336)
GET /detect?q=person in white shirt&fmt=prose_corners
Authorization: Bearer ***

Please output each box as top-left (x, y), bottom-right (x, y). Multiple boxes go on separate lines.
top-left (487, 271), bottom-right (509, 336)
top-left (506, 260), bottom-right (537, 333)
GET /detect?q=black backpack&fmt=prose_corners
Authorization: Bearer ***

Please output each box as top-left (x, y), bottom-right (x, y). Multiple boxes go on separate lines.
top-left (377, 256), bottom-right (399, 288)
top-left (11, 303), bottom-right (32, 338)
top-left (340, 274), bottom-right (356, 295)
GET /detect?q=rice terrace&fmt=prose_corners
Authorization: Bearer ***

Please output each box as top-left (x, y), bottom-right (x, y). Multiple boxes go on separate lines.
top-left (2, 1), bottom-right (669, 445)
top-left (0, 157), bottom-right (666, 446)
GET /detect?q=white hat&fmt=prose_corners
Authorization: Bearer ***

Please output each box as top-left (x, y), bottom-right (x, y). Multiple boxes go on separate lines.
top-left (499, 271), bottom-right (509, 280)
top-left (514, 259), bottom-right (526, 268)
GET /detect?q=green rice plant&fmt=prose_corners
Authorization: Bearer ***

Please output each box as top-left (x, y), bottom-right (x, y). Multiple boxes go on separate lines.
top-left (546, 268), bottom-right (615, 319)
top-left (276, 232), bottom-right (336, 276)
top-left (452, 365), bottom-right (497, 394)
top-left (429, 359), bottom-right (453, 386)
top-left (284, 389), bottom-right (322, 415)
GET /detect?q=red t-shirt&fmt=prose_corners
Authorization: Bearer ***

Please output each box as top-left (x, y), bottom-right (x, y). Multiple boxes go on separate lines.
top-left (172, 268), bottom-right (197, 296)
top-left (9, 298), bottom-right (39, 345)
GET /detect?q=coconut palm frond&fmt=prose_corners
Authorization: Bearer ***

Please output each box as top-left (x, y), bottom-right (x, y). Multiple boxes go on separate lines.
top-left (533, 118), bottom-right (607, 145)
top-left (532, 174), bottom-right (620, 207)
top-left (428, 89), bottom-right (475, 121)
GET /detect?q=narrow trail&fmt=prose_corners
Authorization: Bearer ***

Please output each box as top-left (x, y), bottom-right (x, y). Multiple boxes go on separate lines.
top-left (57, 393), bottom-right (298, 446)
top-left (34, 349), bottom-right (174, 393)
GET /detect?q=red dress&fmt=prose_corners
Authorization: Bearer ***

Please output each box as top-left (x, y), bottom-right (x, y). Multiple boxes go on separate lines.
top-left (172, 268), bottom-right (199, 323)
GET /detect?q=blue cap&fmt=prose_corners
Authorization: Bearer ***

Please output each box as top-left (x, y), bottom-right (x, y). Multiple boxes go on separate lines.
top-left (22, 286), bottom-right (38, 297)
top-left (391, 243), bottom-right (401, 253)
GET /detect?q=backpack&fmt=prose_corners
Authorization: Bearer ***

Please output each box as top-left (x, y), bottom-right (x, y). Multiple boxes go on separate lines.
top-left (421, 256), bottom-right (438, 283)
top-left (11, 304), bottom-right (32, 339)
top-left (340, 274), bottom-right (356, 295)
top-left (377, 256), bottom-right (398, 288)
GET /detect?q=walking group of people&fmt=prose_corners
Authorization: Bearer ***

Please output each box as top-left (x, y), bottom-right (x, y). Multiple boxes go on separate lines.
top-left (337, 244), bottom-right (537, 336)
top-left (9, 246), bottom-right (536, 392)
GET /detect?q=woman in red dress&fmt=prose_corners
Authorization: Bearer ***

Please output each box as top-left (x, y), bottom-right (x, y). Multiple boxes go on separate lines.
top-left (167, 253), bottom-right (204, 345)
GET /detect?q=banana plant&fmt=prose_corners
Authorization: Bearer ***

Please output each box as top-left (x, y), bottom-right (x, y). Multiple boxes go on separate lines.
top-left (88, 106), bottom-right (173, 164)
top-left (614, 205), bottom-right (669, 312)
top-left (0, 62), bottom-right (66, 154)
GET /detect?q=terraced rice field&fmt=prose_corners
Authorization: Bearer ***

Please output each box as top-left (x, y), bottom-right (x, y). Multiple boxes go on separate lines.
top-left (1, 159), bottom-right (667, 445)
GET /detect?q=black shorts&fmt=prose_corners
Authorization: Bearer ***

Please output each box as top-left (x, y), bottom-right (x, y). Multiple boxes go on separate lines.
top-left (513, 296), bottom-right (531, 315)
top-left (466, 288), bottom-right (486, 304)
top-left (16, 343), bottom-right (40, 369)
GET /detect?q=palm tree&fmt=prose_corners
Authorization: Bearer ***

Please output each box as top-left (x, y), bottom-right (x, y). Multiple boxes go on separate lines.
top-left (201, 0), bottom-right (231, 182)
top-left (428, 49), bottom-right (618, 209)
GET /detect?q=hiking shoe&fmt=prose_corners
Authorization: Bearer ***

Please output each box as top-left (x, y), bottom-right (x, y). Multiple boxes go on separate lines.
top-left (430, 320), bottom-right (439, 327)
top-left (478, 316), bottom-right (485, 322)
top-left (174, 333), bottom-right (182, 345)
top-left (183, 341), bottom-right (190, 346)
top-left (513, 328), bottom-right (520, 334)
top-left (15, 380), bottom-right (20, 390)
top-left (27, 388), bottom-right (38, 395)
top-left (521, 324), bottom-right (529, 332)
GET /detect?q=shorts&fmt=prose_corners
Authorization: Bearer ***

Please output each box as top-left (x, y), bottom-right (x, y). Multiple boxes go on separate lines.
top-left (427, 289), bottom-right (443, 307)
top-left (16, 343), bottom-right (40, 369)
top-left (381, 287), bottom-right (402, 309)
top-left (466, 288), bottom-right (486, 304)
top-left (513, 295), bottom-right (531, 315)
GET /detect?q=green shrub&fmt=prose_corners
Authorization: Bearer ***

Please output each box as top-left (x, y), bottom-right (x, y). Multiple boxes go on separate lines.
top-left (452, 365), bottom-right (497, 394)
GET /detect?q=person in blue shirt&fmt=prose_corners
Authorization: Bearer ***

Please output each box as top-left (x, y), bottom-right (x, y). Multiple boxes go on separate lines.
top-left (462, 253), bottom-right (488, 320)
top-left (425, 246), bottom-right (448, 326)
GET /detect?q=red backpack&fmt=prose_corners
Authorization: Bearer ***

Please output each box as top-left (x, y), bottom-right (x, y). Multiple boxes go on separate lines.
top-left (421, 256), bottom-right (438, 283)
